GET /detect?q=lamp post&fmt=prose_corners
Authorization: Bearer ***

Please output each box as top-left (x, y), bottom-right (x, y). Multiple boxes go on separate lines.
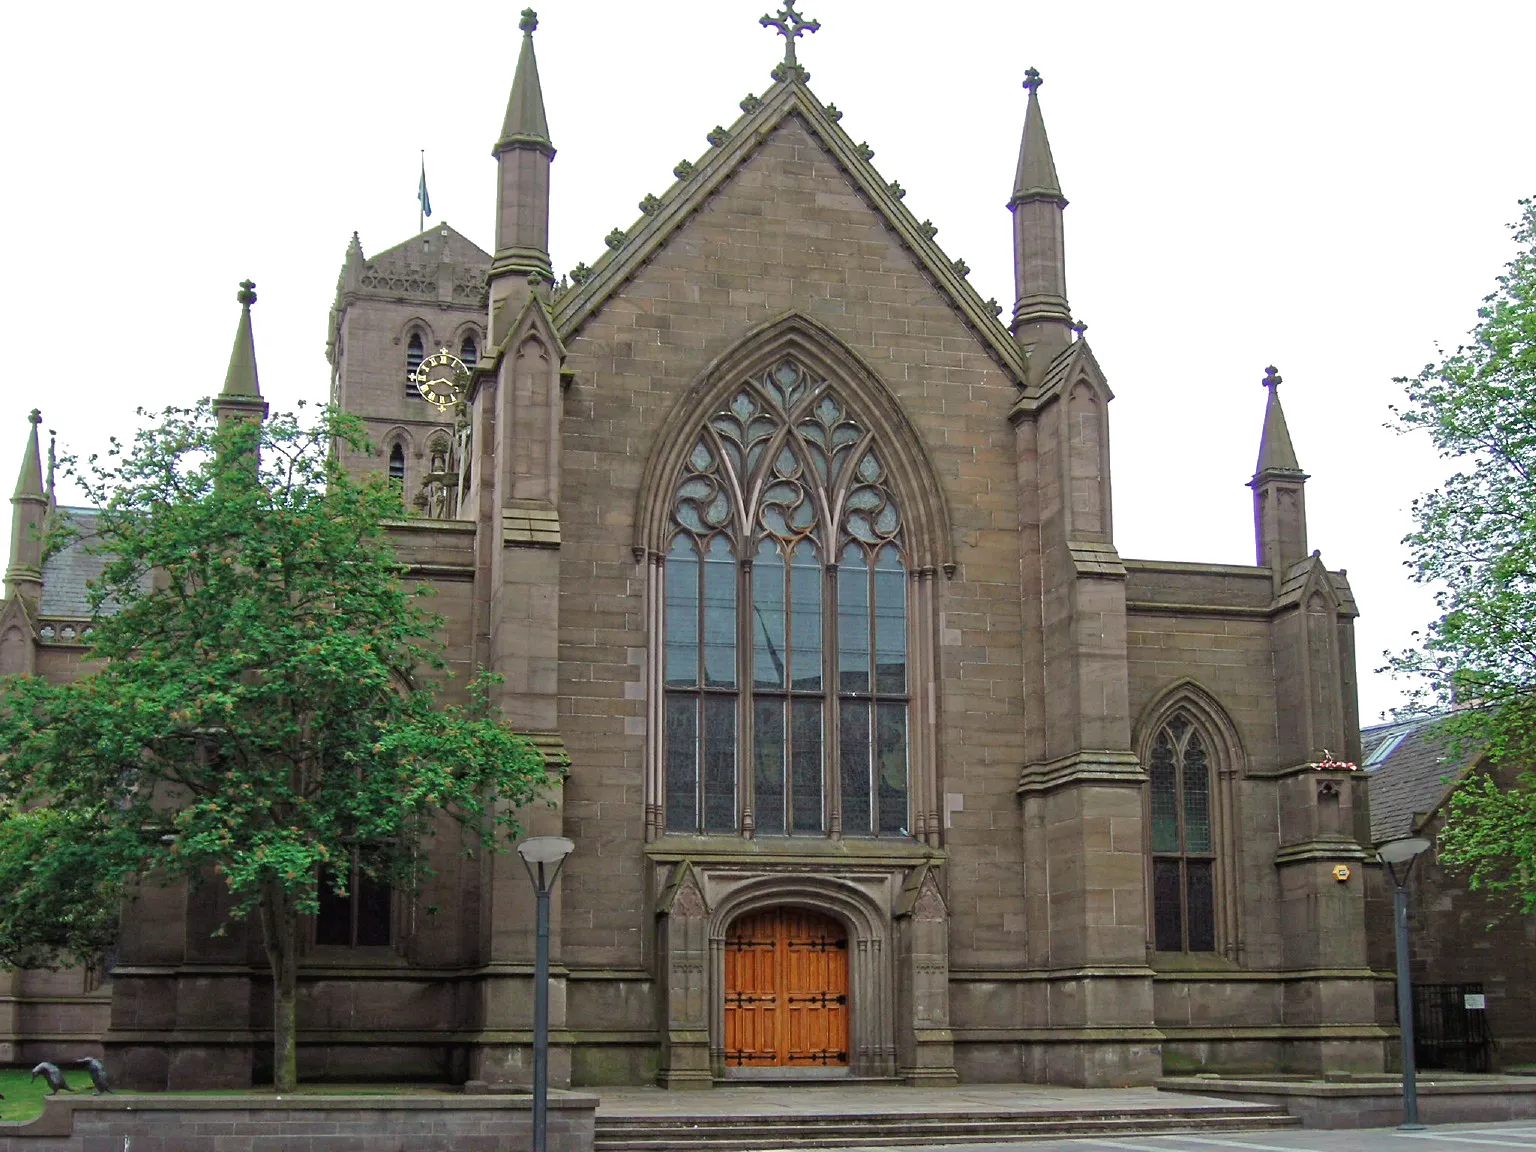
top-left (1379, 835), bottom-right (1432, 1130)
top-left (517, 836), bottom-right (575, 1152)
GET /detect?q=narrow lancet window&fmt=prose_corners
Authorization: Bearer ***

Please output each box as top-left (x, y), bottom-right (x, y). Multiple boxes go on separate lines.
top-left (1150, 715), bottom-right (1216, 952)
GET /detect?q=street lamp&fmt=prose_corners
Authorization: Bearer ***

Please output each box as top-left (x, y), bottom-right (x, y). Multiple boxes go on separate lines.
top-left (517, 836), bottom-right (575, 1152)
top-left (1379, 835), bottom-right (1433, 1130)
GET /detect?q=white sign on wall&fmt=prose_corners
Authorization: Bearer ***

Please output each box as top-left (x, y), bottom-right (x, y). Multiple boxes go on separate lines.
top-left (1465, 993), bottom-right (1487, 1010)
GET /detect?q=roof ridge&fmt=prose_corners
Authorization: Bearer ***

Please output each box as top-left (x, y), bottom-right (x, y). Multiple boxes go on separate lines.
top-left (365, 223), bottom-right (492, 268)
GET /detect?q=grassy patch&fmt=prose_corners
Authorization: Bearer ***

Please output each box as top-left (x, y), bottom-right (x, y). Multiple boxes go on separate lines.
top-left (0, 1075), bottom-right (464, 1124)
top-left (0, 1067), bottom-right (96, 1124)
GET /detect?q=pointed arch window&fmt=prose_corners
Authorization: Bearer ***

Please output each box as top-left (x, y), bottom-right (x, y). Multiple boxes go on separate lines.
top-left (404, 332), bottom-right (426, 397)
top-left (1149, 714), bottom-right (1216, 952)
top-left (662, 358), bottom-right (910, 839)
top-left (459, 333), bottom-right (479, 369)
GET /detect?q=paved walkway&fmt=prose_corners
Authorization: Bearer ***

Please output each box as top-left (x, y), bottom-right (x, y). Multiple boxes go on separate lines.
top-left (816, 1119), bottom-right (1536, 1152)
top-left (593, 1083), bottom-right (1271, 1117)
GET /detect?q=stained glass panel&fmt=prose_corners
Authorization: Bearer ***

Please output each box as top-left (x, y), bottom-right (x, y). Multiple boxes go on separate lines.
top-left (840, 700), bottom-right (872, 835)
top-left (838, 544), bottom-right (871, 694)
top-left (1149, 732), bottom-right (1179, 853)
top-left (703, 695), bottom-right (737, 833)
top-left (877, 702), bottom-right (908, 835)
top-left (753, 540), bottom-right (786, 690)
top-left (1153, 859), bottom-right (1183, 952)
top-left (754, 699), bottom-right (785, 836)
top-left (664, 538), bottom-right (699, 689)
top-left (702, 537), bottom-right (736, 689)
top-left (1186, 860), bottom-right (1215, 952)
top-left (874, 545), bottom-right (906, 694)
top-left (791, 698), bottom-right (823, 833)
top-left (1183, 730), bottom-right (1211, 853)
top-left (789, 541), bottom-right (821, 693)
top-left (666, 696), bottom-right (698, 832)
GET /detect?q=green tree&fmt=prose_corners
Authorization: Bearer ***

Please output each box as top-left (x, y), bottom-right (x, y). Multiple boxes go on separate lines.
top-left (1393, 197), bottom-right (1536, 907)
top-left (0, 403), bottom-right (553, 1090)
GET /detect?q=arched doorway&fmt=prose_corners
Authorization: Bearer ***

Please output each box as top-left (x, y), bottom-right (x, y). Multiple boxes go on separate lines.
top-left (724, 907), bottom-right (849, 1067)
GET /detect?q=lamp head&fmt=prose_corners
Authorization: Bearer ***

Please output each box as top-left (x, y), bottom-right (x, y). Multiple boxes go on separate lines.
top-left (517, 836), bottom-right (575, 865)
top-left (1377, 836), bottom-right (1432, 865)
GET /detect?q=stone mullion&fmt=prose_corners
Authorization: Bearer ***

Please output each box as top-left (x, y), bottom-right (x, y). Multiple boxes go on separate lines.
top-left (825, 559), bottom-right (842, 839)
top-left (909, 567), bottom-right (938, 846)
top-left (738, 554), bottom-right (754, 836)
top-left (645, 553), bottom-right (664, 841)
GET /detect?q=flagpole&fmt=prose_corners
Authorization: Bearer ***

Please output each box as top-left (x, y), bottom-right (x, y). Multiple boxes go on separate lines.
top-left (419, 149), bottom-right (424, 234)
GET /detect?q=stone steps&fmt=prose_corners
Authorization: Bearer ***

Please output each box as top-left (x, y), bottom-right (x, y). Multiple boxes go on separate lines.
top-left (594, 1105), bottom-right (1300, 1151)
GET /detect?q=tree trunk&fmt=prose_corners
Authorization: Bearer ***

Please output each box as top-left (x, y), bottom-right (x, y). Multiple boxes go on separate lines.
top-left (258, 882), bottom-right (300, 1092)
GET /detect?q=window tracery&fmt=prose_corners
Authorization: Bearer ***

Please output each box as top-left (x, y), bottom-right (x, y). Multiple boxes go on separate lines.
top-left (662, 358), bottom-right (910, 839)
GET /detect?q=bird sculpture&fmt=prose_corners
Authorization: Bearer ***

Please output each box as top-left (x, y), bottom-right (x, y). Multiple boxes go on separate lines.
top-left (67, 1057), bottom-right (111, 1095)
top-left (30, 1062), bottom-right (72, 1095)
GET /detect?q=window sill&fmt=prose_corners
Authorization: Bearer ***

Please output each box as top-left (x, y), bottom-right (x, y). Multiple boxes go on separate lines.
top-left (646, 835), bottom-right (942, 866)
top-left (304, 945), bottom-right (409, 969)
top-left (1148, 950), bottom-right (1243, 974)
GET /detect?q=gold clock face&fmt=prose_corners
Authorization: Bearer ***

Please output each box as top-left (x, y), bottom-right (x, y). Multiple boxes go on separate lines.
top-left (413, 348), bottom-right (470, 411)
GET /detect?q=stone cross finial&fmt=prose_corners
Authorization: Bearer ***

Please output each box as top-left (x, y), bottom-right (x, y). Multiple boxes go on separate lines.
top-left (519, 8), bottom-right (537, 33)
top-left (28, 409), bottom-right (41, 427)
top-left (1023, 67), bottom-right (1043, 93)
top-left (237, 280), bottom-right (257, 307)
top-left (760, 0), bottom-right (819, 66)
top-left (1263, 365), bottom-right (1281, 390)
top-left (1071, 318), bottom-right (1088, 339)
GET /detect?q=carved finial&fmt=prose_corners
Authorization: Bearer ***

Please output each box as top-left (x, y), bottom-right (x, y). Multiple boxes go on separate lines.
top-left (27, 409), bottom-right (41, 427)
top-left (519, 8), bottom-right (538, 33)
top-left (1072, 318), bottom-right (1088, 339)
top-left (1023, 67), bottom-right (1043, 94)
top-left (760, 0), bottom-right (819, 67)
top-left (237, 279), bottom-right (257, 308)
top-left (1264, 365), bottom-right (1282, 390)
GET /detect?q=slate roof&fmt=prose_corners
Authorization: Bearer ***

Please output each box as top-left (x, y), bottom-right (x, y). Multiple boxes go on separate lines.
top-left (37, 507), bottom-right (148, 619)
top-left (1363, 713), bottom-right (1483, 843)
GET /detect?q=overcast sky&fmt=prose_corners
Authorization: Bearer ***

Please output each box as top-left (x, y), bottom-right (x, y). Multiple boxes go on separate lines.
top-left (3, 1), bottom-right (1533, 727)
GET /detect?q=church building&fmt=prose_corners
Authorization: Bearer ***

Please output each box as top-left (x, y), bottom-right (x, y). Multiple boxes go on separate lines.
top-left (0, 6), bottom-right (1386, 1089)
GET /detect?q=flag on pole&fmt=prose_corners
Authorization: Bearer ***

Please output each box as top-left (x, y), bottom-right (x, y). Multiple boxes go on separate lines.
top-left (418, 153), bottom-right (432, 232)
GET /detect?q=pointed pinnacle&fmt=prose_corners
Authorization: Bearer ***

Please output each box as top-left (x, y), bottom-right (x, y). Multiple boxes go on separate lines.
top-left (13, 409), bottom-right (44, 500)
top-left (497, 10), bottom-right (553, 154)
top-left (1012, 67), bottom-right (1065, 207)
top-left (1255, 364), bottom-right (1303, 476)
top-left (221, 280), bottom-right (262, 400)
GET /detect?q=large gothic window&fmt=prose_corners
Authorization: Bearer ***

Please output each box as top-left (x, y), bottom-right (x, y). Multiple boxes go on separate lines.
top-left (1149, 714), bottom-right (1216, 952)
top-left (663, 359), bottom-right (909, 839)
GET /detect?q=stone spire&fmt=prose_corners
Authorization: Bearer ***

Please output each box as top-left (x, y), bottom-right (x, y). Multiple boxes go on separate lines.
top-left (215, 280), bottom-right (269, 425)
top-left (5, 409), bottom-right (47, 605)
top-left (1249, 366), bottom-right (1309, 573)
top-left (491, 8), bottom-right (555, 300)
top-left (1010, 69), bottom-right (1073, 371)
top-left (1253, 364), bottom-right (1303, 476)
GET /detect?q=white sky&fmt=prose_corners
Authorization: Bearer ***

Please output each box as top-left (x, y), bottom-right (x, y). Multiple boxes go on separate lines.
top-left (3, 0), bottom-right (1533, 727)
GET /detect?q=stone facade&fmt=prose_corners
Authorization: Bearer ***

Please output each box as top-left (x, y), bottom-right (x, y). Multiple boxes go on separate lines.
top-left (0, 13), bottom-right (1387, 1088)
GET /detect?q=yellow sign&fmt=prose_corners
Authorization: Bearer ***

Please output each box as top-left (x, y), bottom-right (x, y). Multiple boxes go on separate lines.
top-left (1332, 864), bottom-right (1351, 882)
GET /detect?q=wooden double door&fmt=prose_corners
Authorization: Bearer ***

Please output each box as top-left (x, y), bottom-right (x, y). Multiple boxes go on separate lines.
top-left (724, 907), bottom-right (849, 1067)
